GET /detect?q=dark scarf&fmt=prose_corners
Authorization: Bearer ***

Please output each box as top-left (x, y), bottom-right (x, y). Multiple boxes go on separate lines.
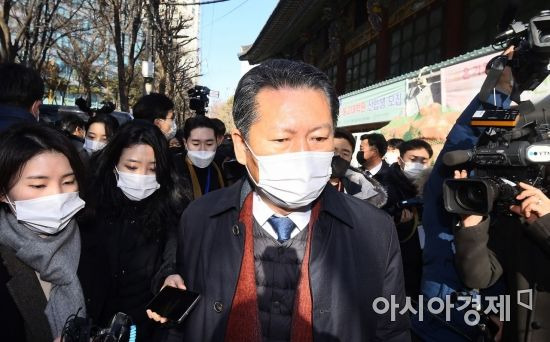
top-left (225, 193), bottom-right (321, 342)
top-left (0, 209), bottom-right (85, 338)
top-left (185, 157), bottom-right (225, 199)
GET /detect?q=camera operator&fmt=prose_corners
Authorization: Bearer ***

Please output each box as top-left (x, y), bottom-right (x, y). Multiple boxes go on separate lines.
top-left (413, 46), bottom-right (515, 341)
top-left (454, 170), bottom-right (550, 341)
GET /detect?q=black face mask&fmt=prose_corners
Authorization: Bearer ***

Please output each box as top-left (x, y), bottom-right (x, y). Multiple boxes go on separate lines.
top-left (331, 155), bottom-right (351, 179)
top-left (356, 151), bottom-right (366, 166)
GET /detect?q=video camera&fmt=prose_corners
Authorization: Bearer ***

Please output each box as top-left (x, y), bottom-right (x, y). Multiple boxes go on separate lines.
top-left (443, 126), bottom-right (550, 215)
top-left (492, 10), bottom-right (550, 103)
top-left (443, 10), bottom-right (550, 216)
top-left (188, 85), bottom-right (210, 115)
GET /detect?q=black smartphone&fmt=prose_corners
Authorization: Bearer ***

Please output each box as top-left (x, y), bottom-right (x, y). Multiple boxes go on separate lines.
top-left (146, 286), bottom-right (201, 324)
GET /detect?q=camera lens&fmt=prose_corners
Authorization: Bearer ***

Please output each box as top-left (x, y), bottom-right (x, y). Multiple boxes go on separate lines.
top-left (455, 182), bottom-right (486, 211)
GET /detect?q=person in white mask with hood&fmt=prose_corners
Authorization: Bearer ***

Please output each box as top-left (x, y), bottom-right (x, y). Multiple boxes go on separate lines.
top-left (78, 121), bottom-right (187, 341)
top-left (382, 138), bottom-right (433, 298)
top-left (151, 59), bottom-right (410, 342)
top-left (0, 123), bottom-right (87, 342)
top-left (172, 115), bottom-right (225, 200)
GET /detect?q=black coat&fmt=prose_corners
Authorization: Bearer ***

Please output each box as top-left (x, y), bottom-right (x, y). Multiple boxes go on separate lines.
top-left (78, 197), bottom-right (178, 341)
top-left (0, 104), bottom-right (36, 134)
top-left (166, 179), bottom-right (411, 342)
top-left (454, 214), bottom-right (550, 342)
top-left (380, 164), bottom-right (423, 297)
top-left (0, 245), bottom-right (52, 342)
top-left (372, 160), bottom-right (392, 185)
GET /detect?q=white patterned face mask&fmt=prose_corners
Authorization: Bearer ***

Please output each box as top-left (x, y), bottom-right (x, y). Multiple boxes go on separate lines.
top-left (402, 161), bottom-right (426, 180)
top-left (7, 192), bottom-right (85, 235)
top-left (83, 138), bottom-right (107, 154)
top-left (245, 141), bottom-right (333, 209)
top-left (187, 150), bottom-right (216, 168)
top-left (115, 167), bottom-right (160, 201)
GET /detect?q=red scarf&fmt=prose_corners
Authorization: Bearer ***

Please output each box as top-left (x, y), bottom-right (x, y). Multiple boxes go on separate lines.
top-left (225, 193), bottom-right (321, 342)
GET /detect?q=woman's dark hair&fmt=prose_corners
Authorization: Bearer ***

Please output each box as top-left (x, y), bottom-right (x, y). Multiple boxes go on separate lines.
top-left (183, 115), bottom-right (216, 140)
top-left (56, 114), bottom-right (86, 136)
top-left (83, 121), bottom-right (187, 237)
top-left (85, 114), bottom-right (120, 140)
top-left (0, 123), bottom-right (85, 202)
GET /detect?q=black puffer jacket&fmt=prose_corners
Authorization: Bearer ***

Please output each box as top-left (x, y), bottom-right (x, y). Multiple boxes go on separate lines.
top-left (78, 195), bottom-right (178, 341)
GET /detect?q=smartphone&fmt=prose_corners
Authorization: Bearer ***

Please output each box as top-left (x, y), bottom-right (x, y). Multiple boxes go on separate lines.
top-left (146, 286), bottom-right (201, 324)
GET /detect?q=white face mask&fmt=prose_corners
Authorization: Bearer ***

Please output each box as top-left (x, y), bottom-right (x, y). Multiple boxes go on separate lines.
top-left (165, 120), bottom-right (177, 140)
top-left (84, 138), bottom-right (107, 154)
top-left (402, 161), bottom-right (425, 180)
top-left (7, 192), bottom-right (85, 235)
top-left (245, 142), bottom-right (333, 209)
top-left (187, 150), bottom-right (216, 168)
top-left (384, 151), bottom-right (400, 165)
top-left (115, 167), bottom-right (160, 201)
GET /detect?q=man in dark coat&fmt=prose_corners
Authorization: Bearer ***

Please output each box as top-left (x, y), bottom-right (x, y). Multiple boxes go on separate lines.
top-left (357, 133), bottom-right (391, 184)
top-left (382, 139), bottom-right (433, 298)
top-left (330, 127), bottom-right (387, 208)
top-left (152, 59), bottom-right (410, 341)
top-left (0, 63), bottom-right (43, 133)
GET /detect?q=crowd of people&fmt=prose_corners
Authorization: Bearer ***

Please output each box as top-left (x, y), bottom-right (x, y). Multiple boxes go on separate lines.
top-left (1, 49), bottom-right (550, 342)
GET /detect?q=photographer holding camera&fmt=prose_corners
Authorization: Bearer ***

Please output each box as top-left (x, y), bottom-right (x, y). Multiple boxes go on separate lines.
top-left (453, 169), bottom-right (550, 341)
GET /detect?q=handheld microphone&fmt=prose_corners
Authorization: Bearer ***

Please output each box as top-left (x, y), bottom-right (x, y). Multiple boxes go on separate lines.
top-left (442, 150), bottom-right (474, 166)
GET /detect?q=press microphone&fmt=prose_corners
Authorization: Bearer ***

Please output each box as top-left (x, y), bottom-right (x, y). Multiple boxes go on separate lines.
top-left (442, 150), bottom-right (474, 166)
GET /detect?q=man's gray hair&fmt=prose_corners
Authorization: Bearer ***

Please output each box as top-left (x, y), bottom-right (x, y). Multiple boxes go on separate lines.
top-left (232, 59), bottom-right (339, 139)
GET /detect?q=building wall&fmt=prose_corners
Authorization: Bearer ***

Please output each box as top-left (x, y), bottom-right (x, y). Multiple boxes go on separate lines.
top-left (174, 1), bottom-right (201, 84)
top-left (267, 0), bottom-right (548, 97)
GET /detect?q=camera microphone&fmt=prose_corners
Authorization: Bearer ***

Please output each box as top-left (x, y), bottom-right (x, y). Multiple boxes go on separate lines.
top-left (442, 150), bottom-right (474, 166)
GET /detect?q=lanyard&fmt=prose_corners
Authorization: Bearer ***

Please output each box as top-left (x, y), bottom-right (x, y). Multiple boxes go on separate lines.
top-left (204, 166), bottom-right (212, 194)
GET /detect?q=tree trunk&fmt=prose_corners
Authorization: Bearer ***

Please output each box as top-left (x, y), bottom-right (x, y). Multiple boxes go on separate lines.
top-left (113, 7), bottom-right (129, 111)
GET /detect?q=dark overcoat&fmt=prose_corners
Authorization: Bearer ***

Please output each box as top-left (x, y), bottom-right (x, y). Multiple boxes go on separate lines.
top-left (167, 179), bottom-right (411, 342)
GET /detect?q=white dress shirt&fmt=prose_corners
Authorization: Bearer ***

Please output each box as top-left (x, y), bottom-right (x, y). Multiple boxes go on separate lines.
top-left (252, 192), bottom-right (311, 240)
top-left (368, 161), bottom-right (384, 176)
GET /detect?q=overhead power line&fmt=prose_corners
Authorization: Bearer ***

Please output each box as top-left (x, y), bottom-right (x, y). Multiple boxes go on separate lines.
top-left (165, 0), bottom-right (231, 5)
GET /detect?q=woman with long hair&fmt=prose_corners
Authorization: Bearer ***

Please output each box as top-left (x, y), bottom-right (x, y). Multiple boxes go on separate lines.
top-left (83, 113), bottom-right (119, 155)
top-left (78, 120), bottom-right (187, 341)
top-left (0, 123), bottom-right (87, 342)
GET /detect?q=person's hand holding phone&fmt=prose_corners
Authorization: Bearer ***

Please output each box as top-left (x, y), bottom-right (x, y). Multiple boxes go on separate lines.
top-left (146, 274), bottom-right (188, 324)
top-left (162, 274), bottom-right (186, 290)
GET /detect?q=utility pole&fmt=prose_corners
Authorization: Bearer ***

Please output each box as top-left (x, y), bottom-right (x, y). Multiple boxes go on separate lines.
top-left (142, 0), bottom-right (155, 94)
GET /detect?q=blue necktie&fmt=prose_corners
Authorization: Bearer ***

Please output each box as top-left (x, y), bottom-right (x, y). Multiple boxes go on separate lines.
top-left (267, 215), bottom-right (295, 243)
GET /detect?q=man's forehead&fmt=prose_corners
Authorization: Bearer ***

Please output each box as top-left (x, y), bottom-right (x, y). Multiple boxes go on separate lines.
top-left (334, 138), bottom-right (353, 150)
top-left (404, 148), bottom-right (430, 158)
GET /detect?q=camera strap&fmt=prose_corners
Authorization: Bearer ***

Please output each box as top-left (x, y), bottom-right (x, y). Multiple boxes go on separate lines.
top-left (479, 56), bottom-right (507, 105)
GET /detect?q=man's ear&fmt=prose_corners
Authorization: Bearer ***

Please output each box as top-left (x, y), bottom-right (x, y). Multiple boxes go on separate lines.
top-left (30, 100), bottom-right (41, 120)
top-left (397, 156), bottom-right (405, 169)
top-left (231, 129), bottom-right (248, 166)
top-left (153, 118), bottom-right (163, 129)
